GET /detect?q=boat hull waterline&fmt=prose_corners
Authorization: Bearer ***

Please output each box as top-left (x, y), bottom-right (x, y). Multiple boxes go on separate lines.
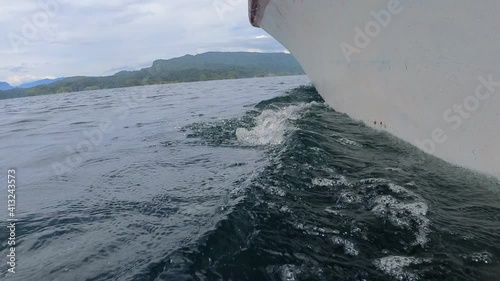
top-left (250, 0), bottom-right (500, 179)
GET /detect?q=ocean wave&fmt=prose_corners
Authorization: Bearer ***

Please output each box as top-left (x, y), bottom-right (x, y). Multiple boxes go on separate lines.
top-left (374, 256), bottom-right (431, 281)
top-left (158, 84), bottom-right (500, 281)
top-left (236, 104), bottom-right (309, 146)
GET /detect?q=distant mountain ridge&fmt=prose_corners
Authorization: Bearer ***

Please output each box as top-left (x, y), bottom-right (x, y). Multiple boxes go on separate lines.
top-left (18, 78), bottom-right (65, 89)
top-left (0, 82), bottom-right (13, 91)
top-left (0, 78), bottom-right (64, 91)
top-left (0, 52), bottom-right (304, 100)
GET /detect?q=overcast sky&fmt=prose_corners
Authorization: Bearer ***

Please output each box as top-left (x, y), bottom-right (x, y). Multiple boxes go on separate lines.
top-left (0, 0), bottom-right (285, 85)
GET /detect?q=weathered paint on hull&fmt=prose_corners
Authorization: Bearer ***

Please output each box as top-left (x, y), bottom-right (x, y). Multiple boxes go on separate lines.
top-left (250, 0), bottom-right (500, 179)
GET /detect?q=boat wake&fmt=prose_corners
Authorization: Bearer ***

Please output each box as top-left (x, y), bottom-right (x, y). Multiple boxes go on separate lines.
top-left (235, 103), bottom-right (311, 146)
top-left (158, 86), bottom-right (500, 280)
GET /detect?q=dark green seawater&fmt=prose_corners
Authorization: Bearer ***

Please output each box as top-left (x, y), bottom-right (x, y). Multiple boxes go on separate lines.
top-left (0, 76), bottom-right (499, 280)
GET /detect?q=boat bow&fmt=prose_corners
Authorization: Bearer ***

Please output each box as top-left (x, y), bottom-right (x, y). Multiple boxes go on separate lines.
top-left (249, 0), bottom-right (500, 179)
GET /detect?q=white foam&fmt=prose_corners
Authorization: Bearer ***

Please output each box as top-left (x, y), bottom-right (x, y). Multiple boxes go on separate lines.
top-left (295, 223), bottom-right (340, 237)
top-left (388, 183), bottom-right (418, 198)
top-left (466, 251), bottom-right (493, 264)
top-left (255, 182), bottom-right (287, 197)
top-left (361, 180), bottom-right (431, 247)
top-left (279, 205), bottom-right (291, 213)
top-left (331, 236), bottom-right (359, 256)
top-left (336, 137), bottom-right (362, 147)
top-left (371, 195), bottom-right (430, 247)
top-left (374, 256), bottom-right (430, 280)
top-left (324, 207), bottom-right (343, 216)
top-left (279, 265), bottom-right (298, 281)
top-left (236, 104), bottom-right (309, 146)
top-left (312, 176), bottom-right (352, 187)
top-left (312, 178), bottom-right (333, 187)
top-left (267, 186), bottom-right (286, 197)
top-left (385, 167), bottom-right (403, 172)
top-left (360, 178), bottom-right (388, 184)
top-left (339, 191), bottom-right (362, 205)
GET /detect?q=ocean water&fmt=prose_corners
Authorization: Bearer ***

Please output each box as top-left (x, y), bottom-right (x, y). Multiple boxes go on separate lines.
top-left (0, 76), bottom-right (499, 281)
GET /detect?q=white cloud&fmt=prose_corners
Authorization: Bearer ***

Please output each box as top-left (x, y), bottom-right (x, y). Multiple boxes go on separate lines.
top-left (0, 0), bottom-right (283, 83)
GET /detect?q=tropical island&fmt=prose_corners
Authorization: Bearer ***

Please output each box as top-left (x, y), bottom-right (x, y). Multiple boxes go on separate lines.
top-left (0, 52), bottom-right (304, 100)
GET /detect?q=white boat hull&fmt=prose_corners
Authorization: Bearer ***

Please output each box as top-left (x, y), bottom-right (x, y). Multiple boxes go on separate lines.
top-left (250, 0), bottom-right (500, 178)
